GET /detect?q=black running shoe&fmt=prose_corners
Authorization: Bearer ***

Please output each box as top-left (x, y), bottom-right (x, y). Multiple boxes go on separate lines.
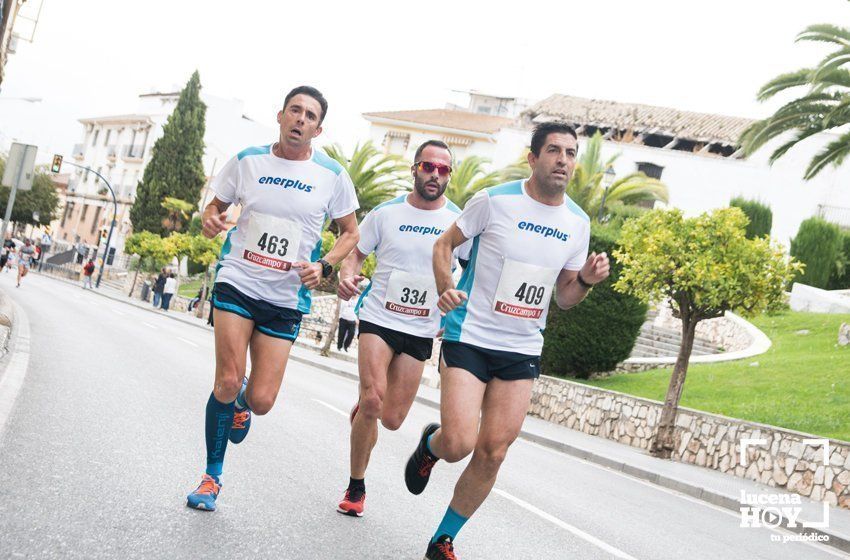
top-left (424, 535), bottom-right (457, 559)
top-left (405, 422), bottom-right (440, 495)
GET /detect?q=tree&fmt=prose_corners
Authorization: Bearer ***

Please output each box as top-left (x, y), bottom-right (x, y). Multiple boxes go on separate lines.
top-left (322, 142), bottom-right (409, 220)
top-left (613, 208), bottom-right (802, 458)
top-left (790, 217), bottom-right (843, 289)
top-left (0, 159), bottom-right (60, 227)
top-left (123, 231), bottom-right (171, 296)
top-left (740, 24), bottom-right (850, 179)
top-left (130, 71), bottom-right (207, 235)
top-left (730, 197), bottom-right (773, 239)
top-left (186, 234), bottom-right (223, 319)
top-left (161, 197), bottom-right (195, 234)
top-left (446, 156), bottom-right (501, 208)
top-left (495, 133), bottom-right (669, 218)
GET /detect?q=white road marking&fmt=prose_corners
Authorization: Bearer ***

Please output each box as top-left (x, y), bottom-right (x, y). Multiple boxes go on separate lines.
top-left (0, 300), bottom-right (31, 447)
top-left (112, 309), bottom-right (126, 316)
top-left (312, 398), bottom-right (347, 418)
top-left (177, 337), bottom-right (199, 347)
top-left (493, 488), bottom-right (639, 560)
top-left (142, 322), bottom-right (156, 329)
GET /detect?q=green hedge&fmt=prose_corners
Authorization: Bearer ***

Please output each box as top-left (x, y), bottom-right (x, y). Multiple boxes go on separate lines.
top-left (828, 230), bottom-right (850, 290)
top-left (791, 217), bottom-right (842, 289)
top-left (541, 223), bottom-right (647, 379)
top-left (730, 197), bottom-right (773, 239)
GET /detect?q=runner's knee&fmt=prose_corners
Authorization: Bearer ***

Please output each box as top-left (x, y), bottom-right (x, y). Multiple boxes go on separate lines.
top-left (473, 439), bottom-right (512, 471)
top-left (379, 409), bottom-right (406, 431)
top-left (440, 432), bottom-right (476, 463)
top-left (213, 375), bottom-right (242, 402)
top-left (359, 389), bottom-right (384, 421)
top-left (248, 391), bottom-right (276, 415)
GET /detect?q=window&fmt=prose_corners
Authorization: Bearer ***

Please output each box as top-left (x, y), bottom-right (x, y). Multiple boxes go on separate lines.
top-left (636, 162), bottom-right (664, 179)
top-left (61, 202), bottom-right (74, 227)
top-left (81, 204), bottom-right (88, 220)
top-left (91, 130), bottom-right (99, 146)
top-left (477, 106), bottom-right (492, 114)
top-left (91, 206), bottom-right (102, 234)
top-left (383, 131), bottom-right (410, 155)
top-left (95, 167), bottom-right (102, 184)
top-left (104, 129), bottom-right (111, 146)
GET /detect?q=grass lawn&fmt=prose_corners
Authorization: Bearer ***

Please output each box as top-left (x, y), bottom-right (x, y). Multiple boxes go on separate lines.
top-left (178, 278), bottom-right (205, 298)
top-left (576, 311), bottom-right (850, 442)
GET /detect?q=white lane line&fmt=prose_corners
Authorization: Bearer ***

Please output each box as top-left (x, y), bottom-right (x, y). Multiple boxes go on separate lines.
top-left (493, 488), bottom-right (639, 560)
top-left (312, 398), bottom-right (347, 418)
top-left (517, 439), bottom-right (850, 558)
top-left (112, 309), bottom-right (126, 316)
top-left (142, 322), bottom-right (156, 329)
top-left (177, 337), bottom-right (199, 348)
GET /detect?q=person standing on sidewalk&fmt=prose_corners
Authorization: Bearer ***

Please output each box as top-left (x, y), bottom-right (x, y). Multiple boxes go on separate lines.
top-left (334, 140), bottom-right (469, 518)
top-left (152, 268), bottom-right (167, 308)
top-left (38, 230), bottom-right (52, 271)
top-left (161, 273), bottom-right (177, 311)
top-left (403, 122), bottom-right (610, 559)
top-left (185, 85), bottom-right (360, 512)
top-left (81, 258), bottom-right (95, 289)
top-left (336, 296), bottom-right (357, 352)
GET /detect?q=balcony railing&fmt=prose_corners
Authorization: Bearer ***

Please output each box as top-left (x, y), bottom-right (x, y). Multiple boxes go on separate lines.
top-left (106, 145), bottom-right (118, 159)
top-left (72, 144), bottom-right (85, 159)
top-left (817, 204), bottom-right (850, 229)
top-left (122, 144), bottom-right (145, 160)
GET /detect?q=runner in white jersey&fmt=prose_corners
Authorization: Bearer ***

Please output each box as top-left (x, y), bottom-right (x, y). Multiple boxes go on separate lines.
top-left (404, 123), bottom-right (611, 560)
top-left (335, 140), bottom-right (470, 518)
top-left (186, 86), bottom-right (360, 512)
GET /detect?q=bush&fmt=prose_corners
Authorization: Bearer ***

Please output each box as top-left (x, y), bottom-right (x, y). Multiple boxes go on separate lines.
top-left (730, 197), bottom-right (772, 239)
top-left (604, 202), bottom-right (649, 230)
top-left (541, 223), bottom-right (648, 379)
top-left (828, 230), bottom-right (850, 289)
top-left (790, 217), bottom-right (842, 289)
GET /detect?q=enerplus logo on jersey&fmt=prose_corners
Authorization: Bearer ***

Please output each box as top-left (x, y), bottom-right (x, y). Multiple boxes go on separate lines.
top-left (258, 176), bottom-right (314, 192)
top-left (398, 225), bottom-right (445, 236)
top-left (517, 220), bottom-right (570, 242)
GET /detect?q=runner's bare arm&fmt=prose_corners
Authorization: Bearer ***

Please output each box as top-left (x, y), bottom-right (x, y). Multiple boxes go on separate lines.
top-left (337, 247), bottom-right (368, 301)
top-left (433, 223), bottom-right (469, 313)
top-left (554, 251), bottom-right (611, 309)
top-left (295, 212), bottom-right (359, 289)
top-left (202, 197), bottom-right (231, 239)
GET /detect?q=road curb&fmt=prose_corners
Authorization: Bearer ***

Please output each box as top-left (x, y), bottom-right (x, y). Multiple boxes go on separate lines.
top-left (34, 273), bottom-right (850, 554)
top-left (0, 295), bottom-right (31, 447)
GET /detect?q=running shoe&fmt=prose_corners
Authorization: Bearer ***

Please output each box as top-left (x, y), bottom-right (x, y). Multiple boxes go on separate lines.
top-left (405, 422), bottom-right (440, 495)
top-left (230, 377), bottom-right (251, 444)
top-left (424, 535), bottom-right (457, 559)
top-left (186, 474), bottom-right (221, 511)
top-left (336, 487), bottom-right (366, 517)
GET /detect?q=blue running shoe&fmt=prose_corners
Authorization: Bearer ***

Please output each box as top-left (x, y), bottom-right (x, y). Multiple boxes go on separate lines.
top-left (229, 378), bottom-right (251, 444)
top-left (186, 474), bottom-right (221, 511)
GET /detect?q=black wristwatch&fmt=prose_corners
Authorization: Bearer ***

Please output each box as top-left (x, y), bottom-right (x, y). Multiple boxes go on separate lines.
top-left (317, 258), bottom-right (333, 278)
top-left (576, 271), bottom-right (594, 290)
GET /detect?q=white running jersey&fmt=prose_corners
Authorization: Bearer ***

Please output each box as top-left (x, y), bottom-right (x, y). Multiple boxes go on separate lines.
top-left (213, 144), bottom-right (358, 312)
top-left (443, 180), bottom-right (590, 355)
top-left (355, 194), bottom-right (469, 338)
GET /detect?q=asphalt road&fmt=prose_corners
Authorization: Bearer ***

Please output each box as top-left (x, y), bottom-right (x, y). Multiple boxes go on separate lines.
top-left (0, 273), bottom-right (846, 559)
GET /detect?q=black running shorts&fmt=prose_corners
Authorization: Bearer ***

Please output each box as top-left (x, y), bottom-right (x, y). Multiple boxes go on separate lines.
top-left (358, 320), bottom-right (434, 362)
top-left (440, 340), bottom-right (540, 383)
top-left (212, 281), bottom-right (302, 341)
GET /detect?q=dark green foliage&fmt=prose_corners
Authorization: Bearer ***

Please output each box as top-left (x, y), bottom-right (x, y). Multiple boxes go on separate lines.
top-left (730, 197), bottom-right (773, 239)
top-left (0, 160), bottom-right (60, 226)
top-left (790, 217), bottom-right (842, 289)
top-left (130, 71), bottom-right (207, 236)
top-left (541, 223), bottom-right (648, 379)
top-left (828, 229), bottom-right (850, 289)
top-left (604, 202), bottom-right (649, 230)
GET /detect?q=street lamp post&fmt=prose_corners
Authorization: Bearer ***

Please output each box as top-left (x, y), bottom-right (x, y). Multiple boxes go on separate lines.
top-left (597, 167), bottom-right (617, 222)
top-left (59, 161), bottom-right (117, 288)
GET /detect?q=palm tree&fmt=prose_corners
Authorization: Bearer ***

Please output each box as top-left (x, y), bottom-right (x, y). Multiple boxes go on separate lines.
top-left (323, 142), bottom-right (410, 220)
top-left (161, 196), bottom-right (195, 234)
top-left (446, 156), bottom-right (501, 208)
top-left (740, 24), bottom-right (850, 180)
top-left (495, 133), bottom-right (668, 219)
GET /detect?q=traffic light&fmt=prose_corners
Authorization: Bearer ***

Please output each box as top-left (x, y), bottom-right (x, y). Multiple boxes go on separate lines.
top-left (51, 154), bottom-right (63, 173)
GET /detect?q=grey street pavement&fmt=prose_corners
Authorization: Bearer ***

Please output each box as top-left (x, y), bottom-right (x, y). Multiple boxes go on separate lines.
top-left (0, 272), bottom-right (848, 559)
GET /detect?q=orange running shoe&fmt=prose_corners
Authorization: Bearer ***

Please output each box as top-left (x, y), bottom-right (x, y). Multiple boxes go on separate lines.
top-left (337, 487), bottom-right (366, 517)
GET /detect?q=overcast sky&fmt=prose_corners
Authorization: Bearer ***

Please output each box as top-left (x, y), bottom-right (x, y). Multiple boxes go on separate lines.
top-left (0, 0), bottom-right (847, 164)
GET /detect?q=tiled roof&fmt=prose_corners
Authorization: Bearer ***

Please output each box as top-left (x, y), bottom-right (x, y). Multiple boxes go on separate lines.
top-left (524, 94), bottom-right (755, 146)
top-left (363, 109), bottom-right (514, 135)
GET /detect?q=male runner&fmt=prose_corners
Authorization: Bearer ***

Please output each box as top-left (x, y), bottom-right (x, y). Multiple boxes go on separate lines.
top-left (404, 122), bottom-right (610, 559)
top-left (186, 85), bottom-right (360, 511)
top-left (16, 239), bottom-right (35, 288)
top-left (335, 140), bottom-right (468, 517)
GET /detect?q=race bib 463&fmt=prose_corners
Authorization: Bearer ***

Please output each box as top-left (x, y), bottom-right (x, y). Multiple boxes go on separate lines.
top-left (242, 211), bottom-right (302, 272)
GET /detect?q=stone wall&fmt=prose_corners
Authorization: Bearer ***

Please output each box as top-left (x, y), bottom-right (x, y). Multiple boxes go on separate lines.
top-left (653, 302), bottom-right (752, 352)
top-left (530, 375), bottom-right (850, 509)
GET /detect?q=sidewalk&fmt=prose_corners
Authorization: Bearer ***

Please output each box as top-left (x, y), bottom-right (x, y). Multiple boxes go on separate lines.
top-left (41, 272), bottom-right (850, 554)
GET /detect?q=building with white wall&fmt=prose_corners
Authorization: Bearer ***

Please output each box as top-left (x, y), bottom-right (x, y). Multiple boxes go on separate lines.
top-left (56, 91), bottom-right (275, 262)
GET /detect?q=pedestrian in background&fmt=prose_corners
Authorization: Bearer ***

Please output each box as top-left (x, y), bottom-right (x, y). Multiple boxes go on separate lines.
top-left (161, 273), bottom-right (177, 311)
top-left (0, 234), bottom-right (14, 271)
top-left (153, 268), bottom-right (167, 308)
top-left (38, 230), bottom-right (52, 271)
top-left (82, 258), bottom-right (95, 289)
top-left (337, 296), bottom-right (358, 352)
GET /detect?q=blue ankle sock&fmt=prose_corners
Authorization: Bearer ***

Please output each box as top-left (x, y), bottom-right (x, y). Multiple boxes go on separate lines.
top-left (432, 507), bottom-right (468, 543)
top-left (426, 433), bottom-right (437, 457)
top-left (205, 392), bottom-right (235, 478)
top-left (235, 380), bottom-right (250, 411)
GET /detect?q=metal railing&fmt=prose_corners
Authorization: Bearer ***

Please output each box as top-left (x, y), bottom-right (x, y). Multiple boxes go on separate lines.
top-left (122, 144), bottom-right (145, 159)
top-left (817, 204), bottom-right (850, 228)
top-left (106, 145), bottom-right (118, 159)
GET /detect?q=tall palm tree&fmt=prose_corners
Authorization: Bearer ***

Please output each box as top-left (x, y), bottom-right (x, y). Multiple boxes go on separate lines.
top-left (323, 142), bottom-right (410, 220)
top-left (446, 155), bottom-right (501, 208)
top-left (740, 24), bottom-right (850, 180)
top-left (495, 133), bottom-right (669, 219)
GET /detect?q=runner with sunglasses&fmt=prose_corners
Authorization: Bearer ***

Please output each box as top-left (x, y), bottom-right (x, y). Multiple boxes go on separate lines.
top-left (185, 85), bottom-right (360, 512)
top-left (335, 140), bottom-right (469, 518)
top-left (405, 122), bottom-right (610, 559)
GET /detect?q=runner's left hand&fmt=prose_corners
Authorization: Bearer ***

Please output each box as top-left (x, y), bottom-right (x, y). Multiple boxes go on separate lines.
top-left (294, 262), bottom-right (323, 289)
top-left (580, 252), bottom-right (610, 285)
